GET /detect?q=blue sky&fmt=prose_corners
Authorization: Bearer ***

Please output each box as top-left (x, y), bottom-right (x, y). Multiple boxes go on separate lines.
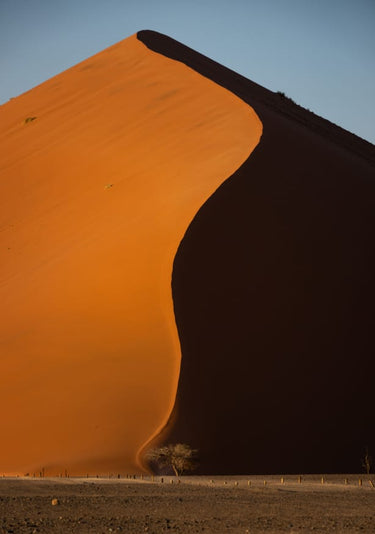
top-left (1, 0), bottom-right (374, 144)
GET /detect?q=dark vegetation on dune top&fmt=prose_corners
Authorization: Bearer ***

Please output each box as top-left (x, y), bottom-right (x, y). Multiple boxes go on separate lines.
top-left (138, 30), bottom-right (375, 476)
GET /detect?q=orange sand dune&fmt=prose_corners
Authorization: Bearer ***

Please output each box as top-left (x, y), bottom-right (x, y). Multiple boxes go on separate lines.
top-left (0, 34), bottom-right (262, 475)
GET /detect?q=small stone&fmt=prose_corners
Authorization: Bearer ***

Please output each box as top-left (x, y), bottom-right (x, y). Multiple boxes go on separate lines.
top-left (51, 498), bottom-right (59, 506)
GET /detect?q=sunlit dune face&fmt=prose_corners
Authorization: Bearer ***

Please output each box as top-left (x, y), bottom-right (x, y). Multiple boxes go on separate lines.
top-left (0, 34), bottom-right (262, 475)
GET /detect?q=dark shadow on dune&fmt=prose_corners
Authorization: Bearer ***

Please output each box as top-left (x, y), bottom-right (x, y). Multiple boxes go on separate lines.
top-left (138, 30), bottom-right (375, 475)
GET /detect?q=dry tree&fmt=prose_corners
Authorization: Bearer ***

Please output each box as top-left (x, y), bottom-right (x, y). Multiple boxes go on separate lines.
top-left (146, 443), bottom-right (198, 476)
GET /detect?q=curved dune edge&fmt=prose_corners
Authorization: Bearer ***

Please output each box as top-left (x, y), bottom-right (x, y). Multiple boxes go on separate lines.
top-left (0, 34), bottom-right (262, 475)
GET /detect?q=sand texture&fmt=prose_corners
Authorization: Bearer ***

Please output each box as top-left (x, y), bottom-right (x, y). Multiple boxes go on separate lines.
top-left (139, 31), bottom-right (375, 474)
top-left (1, 477), bottom-right (375, 533)
top-left (0, 34), bottom-right (261, 475)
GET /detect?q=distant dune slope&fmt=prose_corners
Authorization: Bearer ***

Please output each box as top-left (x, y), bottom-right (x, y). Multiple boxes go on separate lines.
top-left (0, 34), bottom-right (261, 475)
top-left (138, 31), bottom-right (375, 474)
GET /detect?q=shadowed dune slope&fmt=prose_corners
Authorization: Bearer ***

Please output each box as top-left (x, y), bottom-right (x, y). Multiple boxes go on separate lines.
top-left (138, 31), bottom-right (375, 475)
top-left (0, 34), bottom-right (261, 475)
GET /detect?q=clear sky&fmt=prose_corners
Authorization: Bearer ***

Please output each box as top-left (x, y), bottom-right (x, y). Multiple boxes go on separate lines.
top-left (1, 0), bottom-right (374, 144)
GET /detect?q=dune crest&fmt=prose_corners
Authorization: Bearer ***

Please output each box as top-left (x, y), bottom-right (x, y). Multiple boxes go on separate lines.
top-left (0, 34), bottom-right (261, 475)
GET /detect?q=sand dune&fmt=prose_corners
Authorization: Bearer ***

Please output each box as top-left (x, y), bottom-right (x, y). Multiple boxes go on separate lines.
top-left (139, 31), bottom-right (375, 475)
top-left (3, 29), bottom-right (374, 477)
top-left (0, 34), bottom-right (261, 475)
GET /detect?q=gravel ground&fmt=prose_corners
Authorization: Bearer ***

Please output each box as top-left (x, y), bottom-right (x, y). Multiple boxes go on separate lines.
top-left (1, 475), bottom-right (375, 533)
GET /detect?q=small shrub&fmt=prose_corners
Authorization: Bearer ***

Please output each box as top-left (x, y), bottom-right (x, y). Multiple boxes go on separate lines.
top-left (276, 91), bottom-right (296, 104)
top-left (362, 447), bottom-right (372, 474)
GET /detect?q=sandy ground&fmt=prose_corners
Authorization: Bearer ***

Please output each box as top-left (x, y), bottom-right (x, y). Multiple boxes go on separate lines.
top-left (1, 475), bottom-right (375, 533)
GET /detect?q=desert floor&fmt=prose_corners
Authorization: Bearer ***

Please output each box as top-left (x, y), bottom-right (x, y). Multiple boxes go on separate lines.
top-left (1, 475), bottom-right (375, 533)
